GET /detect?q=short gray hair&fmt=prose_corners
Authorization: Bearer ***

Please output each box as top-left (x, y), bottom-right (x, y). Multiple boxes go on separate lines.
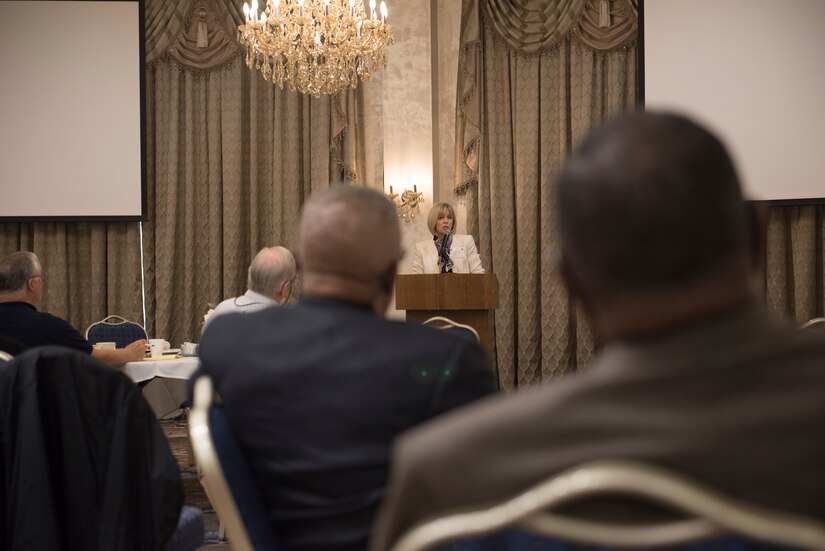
top-left (248, 246), bottom-right (297, 298)
top-left (0, 251), bottom-right (39, 293)
top-left (298, 185), bottom-right (401, 282)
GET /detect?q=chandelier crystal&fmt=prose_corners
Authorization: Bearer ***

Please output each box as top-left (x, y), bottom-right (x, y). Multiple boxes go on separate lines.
top-left (239, 0), bottom-right (393, 97)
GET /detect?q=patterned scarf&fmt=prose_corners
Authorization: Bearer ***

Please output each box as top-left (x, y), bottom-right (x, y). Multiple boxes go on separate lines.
top-left (434, 234), bottom-right (454, 273)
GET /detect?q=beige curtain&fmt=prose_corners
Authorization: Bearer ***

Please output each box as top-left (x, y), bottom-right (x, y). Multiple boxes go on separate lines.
top-left (457, 0), bottom-right (638, 390)
top-left (145, 0), bottom-right (377, 345)
top-left (457, 0), bottom-right (825, 391)
top-left (0, 0), bottom-right (379, 346)
top-left (765, 206), bottom-right (825, 322)
top-left (0, 224), bottom-right (143, 336)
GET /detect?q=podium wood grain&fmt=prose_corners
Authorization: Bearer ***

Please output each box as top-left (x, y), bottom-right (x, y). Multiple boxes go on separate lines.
top-left (396, 274), bottom-right (499, 369)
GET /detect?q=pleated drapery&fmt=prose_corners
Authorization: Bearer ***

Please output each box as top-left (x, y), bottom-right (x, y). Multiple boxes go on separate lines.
top-left (456, 0), bottom-right (638, 389)
top-left (455, 0), bottom-right (824, 390)
top-left (0, 0), bottom-right (380, 346)
top-left (0, 0), bottom-right (820, 369)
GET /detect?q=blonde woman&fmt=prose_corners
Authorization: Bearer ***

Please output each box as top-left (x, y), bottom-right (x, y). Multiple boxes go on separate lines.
top-left (411, 202), bottom-right (485, 274)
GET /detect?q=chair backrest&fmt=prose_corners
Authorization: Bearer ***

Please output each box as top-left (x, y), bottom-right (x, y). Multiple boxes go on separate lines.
top-left (189, 375), bottom-right (278, 551)
top-left (390, 460), bottom-right (825, 551)
top-left (85, 314), bottom-right (148, 348)
top-left (801, 317), bottom-right (825, 330)
top-left (0, 346), bottom-right (185, 549)
top-left (422, 316), bottom-right (480, 342)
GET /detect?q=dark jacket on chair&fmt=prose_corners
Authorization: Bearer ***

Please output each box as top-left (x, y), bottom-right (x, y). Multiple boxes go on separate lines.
top-left (0, 347), bottom-right (183, 550)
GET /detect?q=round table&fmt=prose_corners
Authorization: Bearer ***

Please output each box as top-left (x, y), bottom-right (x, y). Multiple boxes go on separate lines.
top-left (124, 356), bottom-right (200, 417)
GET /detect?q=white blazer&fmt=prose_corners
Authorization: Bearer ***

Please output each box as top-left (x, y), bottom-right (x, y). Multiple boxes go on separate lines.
top-left (411, 234), bottom-right (485, 274)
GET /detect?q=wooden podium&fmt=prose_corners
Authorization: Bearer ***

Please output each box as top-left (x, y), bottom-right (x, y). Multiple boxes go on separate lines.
top-left (396, 274), bottom-right (499, 361)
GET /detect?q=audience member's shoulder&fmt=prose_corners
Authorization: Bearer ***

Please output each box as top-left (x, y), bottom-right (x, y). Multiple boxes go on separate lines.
top-left (400, 375), bottom-right (578, 455)
top-left (390, 388), bottom-right (528, 492)
top-left (201, 310), bottom-right (250, 343)
top-left (201, 303), bottom-right (287, 346)
top-left (37, 309), bottom-right (78, 329)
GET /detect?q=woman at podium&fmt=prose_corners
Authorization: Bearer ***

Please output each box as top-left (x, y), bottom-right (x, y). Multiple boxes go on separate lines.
top-left (411, 202), bottom-right (485, 274)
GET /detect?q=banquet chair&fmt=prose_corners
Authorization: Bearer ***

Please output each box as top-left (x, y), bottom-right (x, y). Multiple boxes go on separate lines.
top-left (189, 374), bottom-right (279, 551)
top-left (85, 314), bottom-right (148, 348)
top-left (390, 460), bottom-right (825, 551)
top-left (422, 316), bottom-right (480, 342)
top-left (0, 346), bottom-right (202, 550)
top-left (801, 317), bottom-right (825, 330)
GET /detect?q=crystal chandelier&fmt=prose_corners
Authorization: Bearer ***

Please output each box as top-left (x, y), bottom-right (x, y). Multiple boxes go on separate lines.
top-left (239, 0), bottom-right (393, 97)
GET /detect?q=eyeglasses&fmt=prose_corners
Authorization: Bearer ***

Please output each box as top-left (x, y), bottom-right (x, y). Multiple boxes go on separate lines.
top-left (28, 274), bottom-right (43, 283)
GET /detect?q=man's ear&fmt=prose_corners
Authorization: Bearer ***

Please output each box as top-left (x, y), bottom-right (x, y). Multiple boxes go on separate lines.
top-left (370, 261), bottom-right (398, 317)
top-left (379, 261), bottom-right (398, 294)
top-left (277, 279), bottom-right (291, 304)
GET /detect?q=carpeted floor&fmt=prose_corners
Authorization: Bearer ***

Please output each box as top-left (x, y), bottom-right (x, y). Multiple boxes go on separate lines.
top-left (161, 417), bottom-right (230, 550)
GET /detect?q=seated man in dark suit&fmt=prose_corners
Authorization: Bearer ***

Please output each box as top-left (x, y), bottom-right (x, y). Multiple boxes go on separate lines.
top-left (0, 251), bottom-right (145, 366)
top-left (197, 185), bottom-right (495, 551)
top-left (371, 112), bottom-right (825, 549)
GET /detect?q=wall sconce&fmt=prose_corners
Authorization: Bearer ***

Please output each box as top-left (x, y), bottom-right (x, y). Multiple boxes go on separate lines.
top-left (386, 185), bottom-right (424, 223)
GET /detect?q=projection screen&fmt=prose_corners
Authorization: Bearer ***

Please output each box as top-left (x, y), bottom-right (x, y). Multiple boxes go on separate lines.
top-left (642, 0), bottom-right (825, 203)
top-left (0, 0), bottom-right (145, 220)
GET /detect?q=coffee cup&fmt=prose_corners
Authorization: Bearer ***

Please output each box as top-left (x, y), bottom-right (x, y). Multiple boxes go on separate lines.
top-left (148, 338), bottom-right (168, 358)
top-left (94, 342), bottom-right (116, 350)
top-left (181, 342), bottom-right (198, 356)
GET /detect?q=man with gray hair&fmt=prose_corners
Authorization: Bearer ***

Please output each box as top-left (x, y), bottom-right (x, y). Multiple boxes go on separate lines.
top-left (197, 185), bottom-right (495, 551)
top-left (203, 246), bottom-right (296, 331)
top-left (0, 251), bottom-right (145, 366)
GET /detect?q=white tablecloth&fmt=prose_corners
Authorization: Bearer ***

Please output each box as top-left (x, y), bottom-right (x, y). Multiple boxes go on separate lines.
top-left (123, 357), bottom-right (200, 384)
top-left (123, 357), bottom-right (201, 417)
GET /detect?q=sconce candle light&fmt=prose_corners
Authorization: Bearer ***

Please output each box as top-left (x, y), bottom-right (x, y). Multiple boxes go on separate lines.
top-left (386, 185), bottom-right (424, 222)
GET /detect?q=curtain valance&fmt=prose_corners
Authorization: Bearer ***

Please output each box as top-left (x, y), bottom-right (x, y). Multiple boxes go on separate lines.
top-left (145, 0), bottom-right (242, 70)
top-left (479, 0), bottom-right (637, 55)
top-left (456, 0), bottom-right (637, 194)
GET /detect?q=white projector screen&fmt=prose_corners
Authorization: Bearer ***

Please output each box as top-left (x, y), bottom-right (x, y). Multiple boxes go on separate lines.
top-left (0, 0), bottom-right (145, 220)
top-left (642, 0), bottom-right (825, 203)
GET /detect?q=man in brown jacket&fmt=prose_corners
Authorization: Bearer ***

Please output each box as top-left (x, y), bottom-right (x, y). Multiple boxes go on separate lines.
top-left (371, 111), bottom-right (825, 549)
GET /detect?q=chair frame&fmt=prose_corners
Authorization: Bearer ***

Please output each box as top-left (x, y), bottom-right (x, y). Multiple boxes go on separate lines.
top-left (189, 375), bottom-right (255, 551)
top-left (391, 460), bottom-right (825, 551)
top-left (85, 315), bottom-right (147, 347)
top-left (422, 316), bottom-right (480, 342)
top-left (801, 317), bottom-right (825, 329)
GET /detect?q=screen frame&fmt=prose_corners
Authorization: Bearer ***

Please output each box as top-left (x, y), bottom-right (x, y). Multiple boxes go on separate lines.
top-left (0, 0), bottom-right (147, 222)
top-left (636, 0), bottom-right (825, 207)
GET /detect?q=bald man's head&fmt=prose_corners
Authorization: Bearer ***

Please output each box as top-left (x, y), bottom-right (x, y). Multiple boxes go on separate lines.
top-left (298, 185), bottom-right (401, 311)
top-left (248, 246), bottom-right (296, 302)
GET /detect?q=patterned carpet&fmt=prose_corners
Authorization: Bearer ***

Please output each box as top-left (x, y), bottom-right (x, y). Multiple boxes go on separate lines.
top-left (161, 417), bottom-right (230, 550)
